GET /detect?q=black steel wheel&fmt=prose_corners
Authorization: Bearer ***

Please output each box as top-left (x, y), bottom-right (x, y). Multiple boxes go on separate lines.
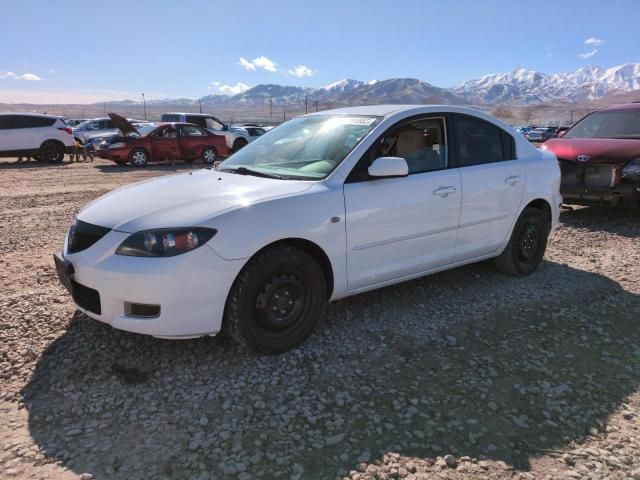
top-left (494, 207), bottom-right (549, 276)
top-left (225, 245), bottom-right (327, 353)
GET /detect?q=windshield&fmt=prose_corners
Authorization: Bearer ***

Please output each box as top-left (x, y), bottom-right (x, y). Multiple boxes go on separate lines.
top-left (219, 115), bottom-right (380, 179)
top-left (565, 109), bottom-right (640, 140)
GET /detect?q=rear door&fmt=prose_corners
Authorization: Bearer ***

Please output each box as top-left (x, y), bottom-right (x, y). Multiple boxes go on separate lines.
top-left (0, 115), bottom-right (21, 152)
top-left (177, 125), bottom-right (208, 158)
top-left (150, 125), bottom-right (180, 160)
top-left (452, 114), bottom-right (524, 261)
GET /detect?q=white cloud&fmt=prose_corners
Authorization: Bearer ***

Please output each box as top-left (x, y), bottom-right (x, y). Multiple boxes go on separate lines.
top-left (288, 65), bottom-right (314, 78)
top-left (585, 37), bottom-right (604, 46)
top-left (579, 37), bottom-right (604, 59)
top-left (218, 82), bottom-right (250, 95)
top-left (239, 57), bottom-right (256, 71)
top-left (0, 71), bottom-right (42, 81)
top-left (579, 48), bottom-right (598, 59)
top-left (238, 56), bottom-right (277, 72)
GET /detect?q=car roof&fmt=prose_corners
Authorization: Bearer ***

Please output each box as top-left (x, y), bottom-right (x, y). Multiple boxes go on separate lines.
top-left (162, 112), bottom-right (219, 117)
top-left (306, 104), bottom-right (501, 119)
top-left (0, 112), bottom-right (61, 119)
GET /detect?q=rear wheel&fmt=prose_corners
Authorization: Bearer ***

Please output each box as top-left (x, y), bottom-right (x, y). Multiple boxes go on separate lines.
top-left (129, 148), bottom-right (149, 167)
top-left (202, 146), bottom-right (217, 164)
top-left (494, 207), bottom-right (549, 276)
top-left (232, 138), bottom-right (248, 153)
top-left (40, 141), bottom-right (65, 163)
top-left (224, 245), bottom-right (327, 353)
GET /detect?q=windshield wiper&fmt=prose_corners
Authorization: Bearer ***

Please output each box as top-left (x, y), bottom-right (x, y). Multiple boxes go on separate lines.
top-left (219, 166), bottom-right (286, 179)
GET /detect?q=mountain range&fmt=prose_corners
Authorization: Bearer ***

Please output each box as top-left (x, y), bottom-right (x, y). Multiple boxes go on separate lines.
top-left (107, 63), bottom-right (640, 110)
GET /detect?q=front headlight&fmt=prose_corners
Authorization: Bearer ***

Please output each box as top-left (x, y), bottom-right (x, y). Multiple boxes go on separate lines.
top-left (108, 142), bottom-right (126, 149)
top-left (620, 158), bottom-right (640, 181)
top-left (116, 228), bottom-right (217, 257)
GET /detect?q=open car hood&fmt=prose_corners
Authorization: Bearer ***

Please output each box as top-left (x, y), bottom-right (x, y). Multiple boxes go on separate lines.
top-left (108, 112), bottom-right (139, 136)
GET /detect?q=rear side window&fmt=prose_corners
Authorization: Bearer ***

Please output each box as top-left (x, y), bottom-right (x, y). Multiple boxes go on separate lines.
top-left (161, 114), bottom-right (181, 122)
top-left (205, 117), bottom-right (224, 130)
top-left (179, 125), bottom-right (205, 137)
top-left (453, 114), bottom-right (515, 167)
top-left (0, 115), bottom-right (55, 129)
top-left (186, 116), bottom-right (207, 127)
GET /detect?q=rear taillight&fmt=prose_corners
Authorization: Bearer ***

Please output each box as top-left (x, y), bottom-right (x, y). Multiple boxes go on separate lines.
top-left (58, 127), bottom-right (73, 135)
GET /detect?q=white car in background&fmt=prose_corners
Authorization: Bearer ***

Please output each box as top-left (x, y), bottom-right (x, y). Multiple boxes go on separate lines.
top-left (160, 112), bottom-right (250, 152)
top-left (54, 105), bottom-right (561, 353)
top-left (0, 113), bottom-right (75, 162)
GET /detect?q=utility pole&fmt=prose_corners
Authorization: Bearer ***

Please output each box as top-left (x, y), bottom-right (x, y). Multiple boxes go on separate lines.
top-left (142, 93), bottom-right (147, 120)
top-left (199, 99), bottom-right (202, 114)
top-left (103, 103), bottom-right (106, 115)
top-left (314, 100), bottom-right (319, 112)
top-left (304, 94), bottom-right (308, 114)
top-left (269, 97), bottom-right (273, 122)
top-left (283, 111), bottom-right (286, 122)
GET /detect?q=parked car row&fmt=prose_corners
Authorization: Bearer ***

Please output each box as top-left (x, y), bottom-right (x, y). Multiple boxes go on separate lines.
top-left (0, 110), bottom-right (255, 165)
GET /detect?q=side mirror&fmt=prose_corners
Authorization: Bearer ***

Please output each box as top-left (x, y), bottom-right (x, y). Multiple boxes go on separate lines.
top-left (368, 156), bottom-right (409, 178)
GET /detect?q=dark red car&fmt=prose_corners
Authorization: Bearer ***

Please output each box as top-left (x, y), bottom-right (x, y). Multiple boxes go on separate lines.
top-left (543, 103), bottom-right (640, 207)
top-left (95, 113), bottom-right (230, 166)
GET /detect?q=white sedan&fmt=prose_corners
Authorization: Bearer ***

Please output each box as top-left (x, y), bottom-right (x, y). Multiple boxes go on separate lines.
top-left (54, 105), bottom-right (562, 353)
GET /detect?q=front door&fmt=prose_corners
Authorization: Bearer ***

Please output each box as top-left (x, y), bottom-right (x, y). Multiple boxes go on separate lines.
top-left (343, 116), bottom-right (461, 290)
top-left (150, 126), bottom-right (180, 160)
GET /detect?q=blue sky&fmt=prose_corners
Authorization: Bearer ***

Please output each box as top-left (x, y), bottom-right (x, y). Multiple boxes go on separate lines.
top-left (1, 0), bottom-right (639, 103)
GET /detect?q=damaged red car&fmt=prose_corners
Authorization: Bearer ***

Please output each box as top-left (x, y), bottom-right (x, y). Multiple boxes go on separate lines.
top-left (95, 113), bottom-right (230, 166)
top-left (542, 103), bottom-right (640, 207)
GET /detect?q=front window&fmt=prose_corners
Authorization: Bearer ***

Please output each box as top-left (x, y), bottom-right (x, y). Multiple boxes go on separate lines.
top-left (565, 109), bottom-right (640, 140)
top-left (219, 115), bottom-right (380, 180)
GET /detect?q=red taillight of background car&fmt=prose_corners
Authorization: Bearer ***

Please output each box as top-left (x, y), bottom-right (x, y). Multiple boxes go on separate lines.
top-left (58, 127), bottom-right (73, 135)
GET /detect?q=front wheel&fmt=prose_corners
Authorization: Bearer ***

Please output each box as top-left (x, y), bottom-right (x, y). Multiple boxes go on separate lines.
top-left (494, 207), bottom-right (549, 276)
top-left (202, 146), bottom-right (217, 164)
top-left (224, 245), bottom-right (327, 353)
top-left (129, 148), bottom-right (149, 167)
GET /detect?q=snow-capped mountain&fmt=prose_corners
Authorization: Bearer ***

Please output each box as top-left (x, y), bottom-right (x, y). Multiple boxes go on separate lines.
top-left (454, 63), bottom-right (640, 103)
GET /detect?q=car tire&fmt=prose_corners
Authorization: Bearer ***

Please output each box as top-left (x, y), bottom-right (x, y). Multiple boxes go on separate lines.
top-left (40, 141), bottom-right (65, 163)
top-left (494, 207), bottom-right (549, 276)
top-left (224, 245), bottom-right (327, 353)
top-left (232, 138), bottom-right (248, 153)
top-left (202, 146), bottom-right (217, 164)
top-left (129, 148), bottom-right (149, 167)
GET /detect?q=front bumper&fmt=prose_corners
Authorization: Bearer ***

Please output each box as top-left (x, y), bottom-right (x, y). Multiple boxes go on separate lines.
top-left (561, 184), bottom-right (640, 206)
top-left (56, 230), bottom-right (245, 338)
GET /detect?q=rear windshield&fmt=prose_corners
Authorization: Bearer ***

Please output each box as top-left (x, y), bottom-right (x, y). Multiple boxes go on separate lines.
top-left (565, 109), bottom-right (640, 140)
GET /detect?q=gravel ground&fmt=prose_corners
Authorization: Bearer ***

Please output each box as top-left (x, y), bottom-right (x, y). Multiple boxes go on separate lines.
top-left (1, 158), bottom-right (639, 480)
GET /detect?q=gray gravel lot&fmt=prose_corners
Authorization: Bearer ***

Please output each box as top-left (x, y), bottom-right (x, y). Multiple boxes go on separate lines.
top-left (1, 158), bottom-right (639, 480)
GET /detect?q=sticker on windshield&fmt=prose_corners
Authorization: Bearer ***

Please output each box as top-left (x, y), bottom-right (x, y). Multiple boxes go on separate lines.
top-left (335, 117), bottom-right (377, 126)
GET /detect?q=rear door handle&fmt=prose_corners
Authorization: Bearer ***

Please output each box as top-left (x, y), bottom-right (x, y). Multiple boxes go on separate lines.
top-left (505, 175), bottom-right (521, 186)
top-left (433, 186), bottom-right (457, 198)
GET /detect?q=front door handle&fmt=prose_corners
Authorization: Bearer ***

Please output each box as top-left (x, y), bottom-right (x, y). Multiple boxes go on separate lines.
top-left (433, 186), bottom-right (457, 198)
top-left (505, 175), bottom-right (521, 186)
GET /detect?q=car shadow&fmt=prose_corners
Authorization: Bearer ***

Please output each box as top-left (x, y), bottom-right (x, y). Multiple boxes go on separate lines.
top-left (0, 159), bottom-right (72, 169)
top-left (560, 205), bottom-right (640, 238)
top-left (21, 260), bottom-right (640, 478)
top-left (95, 162), bottom-right (208, 173)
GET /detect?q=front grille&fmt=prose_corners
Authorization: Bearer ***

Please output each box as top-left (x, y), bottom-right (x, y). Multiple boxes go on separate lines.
top-left (560, 160), bottom-right (615, 188)
top-left (68, 220), bottom-right (111, 254)
top-left (71, 280), bottom-right (101, 315)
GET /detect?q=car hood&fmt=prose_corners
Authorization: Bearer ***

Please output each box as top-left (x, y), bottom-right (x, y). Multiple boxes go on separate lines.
top-left (77, 169), bottom-right (314, 233)
top-left (544, 138), bottom-right (640, 164)
top-left (108, 112), bottom-right (139, 136)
